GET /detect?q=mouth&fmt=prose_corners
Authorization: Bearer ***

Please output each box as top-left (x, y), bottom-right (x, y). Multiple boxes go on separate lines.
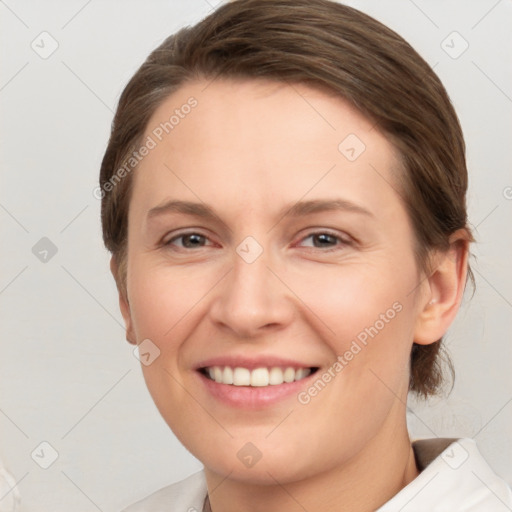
top-left (195, 357), bottom-right (322, 409)
top-left (199, 365), bottom-right (319, 387)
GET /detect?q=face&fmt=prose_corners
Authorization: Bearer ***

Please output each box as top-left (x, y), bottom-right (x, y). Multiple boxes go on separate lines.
top-left (120, 78), bottom-right (433, 484)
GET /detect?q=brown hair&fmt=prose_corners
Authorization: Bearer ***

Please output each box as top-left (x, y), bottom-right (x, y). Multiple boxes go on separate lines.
top-left (99, 0), bottom-right (473, 398)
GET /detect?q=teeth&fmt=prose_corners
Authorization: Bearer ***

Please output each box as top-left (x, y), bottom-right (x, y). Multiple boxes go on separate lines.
top-left (251, 368), bottom-right (269, 387)
top-left (283, 367), bottom-right (295, 383)
top-left (213, 366), bottom-right (223, 383)
top-left (294, 368), bottom-right (309, 381)
top-left (204, 366), bottom-right (312, 386)
top-left (222, 366), bottom-right (233, 385)
top-left (269, 367), bottom-right (284, 385)
top-left (233, 367), bottom-right (251, 386)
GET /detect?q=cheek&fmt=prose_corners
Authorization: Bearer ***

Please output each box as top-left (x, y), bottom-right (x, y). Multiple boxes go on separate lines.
top-left (123, 249), bottom-right (420, 480)
top-left (289, 260), bottom-right (417, 405)
top-left (127, 260), bottom-right (210, 343)
top-left (126, 262), bottom-right (209, 426)
top-left (126, 259), bottom-right (224, 400)
top-left (289, 259), bottom-right (416, 348)
top-left (292, 279), bottom-right (414, 465)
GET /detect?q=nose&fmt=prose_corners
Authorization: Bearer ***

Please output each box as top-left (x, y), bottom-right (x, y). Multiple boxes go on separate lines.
top-left (208, 244), bottom-right (295, 339)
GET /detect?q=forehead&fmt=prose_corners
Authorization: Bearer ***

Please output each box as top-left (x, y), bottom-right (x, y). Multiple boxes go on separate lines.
top-left (131, 78), bottom-right (403, 223)
top-left (145, 77), bottom-right (378, 148)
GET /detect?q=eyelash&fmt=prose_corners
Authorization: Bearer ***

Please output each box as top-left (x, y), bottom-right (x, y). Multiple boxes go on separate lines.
top-left (300, 232), bottom-right (351, 251)
top-left (163, 232), bottom-right (212, 250)
top-left (163, 230), bottom-right (351, 252)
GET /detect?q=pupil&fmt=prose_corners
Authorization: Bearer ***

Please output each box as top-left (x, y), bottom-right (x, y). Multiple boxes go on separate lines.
top-left (315, 234), bottom-right (335, 247)
top-left (184, 234), bottom-right (203, 247)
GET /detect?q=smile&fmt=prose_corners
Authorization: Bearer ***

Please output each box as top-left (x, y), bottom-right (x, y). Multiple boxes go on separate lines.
top-left (201, 366), bottom-right (317, 387)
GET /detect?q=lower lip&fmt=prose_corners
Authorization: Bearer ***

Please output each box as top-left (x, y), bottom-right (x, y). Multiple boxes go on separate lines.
top-left (197, 370), bottom-right (317, 409)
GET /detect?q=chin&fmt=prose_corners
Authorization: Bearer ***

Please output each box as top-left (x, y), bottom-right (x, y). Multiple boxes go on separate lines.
top-left (197, 437), bottom-right (325, 486)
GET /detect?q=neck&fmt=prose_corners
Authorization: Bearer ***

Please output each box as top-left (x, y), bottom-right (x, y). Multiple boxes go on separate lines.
top-left (204, 421), bottom-right (419, 512)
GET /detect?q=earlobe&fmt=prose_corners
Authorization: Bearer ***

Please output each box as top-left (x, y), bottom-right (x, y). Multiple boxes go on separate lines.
top-left (413, 231), bottom-right (470, 345)
top-left (110, 256), bottom-right (137, 345)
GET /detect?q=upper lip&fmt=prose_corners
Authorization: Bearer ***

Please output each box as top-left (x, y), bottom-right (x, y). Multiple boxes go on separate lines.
top-left (195, 355), bottom-right (319, 371)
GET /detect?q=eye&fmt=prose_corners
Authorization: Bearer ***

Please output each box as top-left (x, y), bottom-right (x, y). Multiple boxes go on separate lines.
top-left (164, 231), bottom-right (213, 249)
top-left (297, 231), bottom-right (350, 251)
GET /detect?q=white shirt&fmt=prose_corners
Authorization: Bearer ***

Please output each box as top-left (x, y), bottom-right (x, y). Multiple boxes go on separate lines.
top-left (122, 438), bottom-right (512, 511)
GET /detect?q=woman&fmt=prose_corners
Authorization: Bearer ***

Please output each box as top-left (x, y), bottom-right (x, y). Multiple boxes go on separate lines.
top-left (99, 0), bottom-right (512, 510)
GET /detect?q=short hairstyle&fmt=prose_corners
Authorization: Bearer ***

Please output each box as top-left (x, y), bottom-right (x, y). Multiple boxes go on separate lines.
top-left (99, 0), bottom-right (474, 398)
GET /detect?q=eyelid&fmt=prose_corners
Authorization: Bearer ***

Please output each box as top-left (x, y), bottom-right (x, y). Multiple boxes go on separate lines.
top-left (162, 229), bottom-right (215, 247)
top-left (295, 229), bottom-right (352, 250)
top-left (302, 228), bottom-right (350, 240)
top-left (162, 228), bottom-right (353, 251)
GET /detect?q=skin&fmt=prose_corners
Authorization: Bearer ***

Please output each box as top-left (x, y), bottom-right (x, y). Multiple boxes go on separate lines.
top-left (113, 78), bottom-right (469, 512)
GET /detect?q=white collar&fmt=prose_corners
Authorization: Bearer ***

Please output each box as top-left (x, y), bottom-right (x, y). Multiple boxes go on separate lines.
top-left (122, 438), bottom-right (512, 511)
top-left (377, 437), bottom-right (512, 511)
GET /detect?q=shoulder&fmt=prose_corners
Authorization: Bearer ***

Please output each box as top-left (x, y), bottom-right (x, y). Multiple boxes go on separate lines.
top-left (121, 470), bottom-right (207, 512)
top-left (377, 438), bottom-right (512, 511)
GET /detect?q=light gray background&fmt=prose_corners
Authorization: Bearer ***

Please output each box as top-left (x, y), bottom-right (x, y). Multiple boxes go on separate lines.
top-left (1, 1), bottom-right (511, 511)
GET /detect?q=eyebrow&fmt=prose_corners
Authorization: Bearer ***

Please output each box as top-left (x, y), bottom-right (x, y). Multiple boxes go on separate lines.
top-left (282, 198), bottom-right (373, 219)
top-left (147, 198), bottom-right (374, 225)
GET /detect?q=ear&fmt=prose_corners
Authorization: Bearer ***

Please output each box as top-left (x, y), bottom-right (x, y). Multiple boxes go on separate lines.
top-left (413, 230), bottom-right (470, 345)
top-left (110, 256), bottom-right (136, 345)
